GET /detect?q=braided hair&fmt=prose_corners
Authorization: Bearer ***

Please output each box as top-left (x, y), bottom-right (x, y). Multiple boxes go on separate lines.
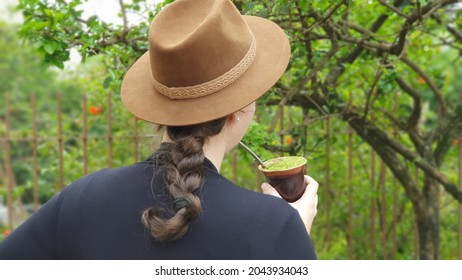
top-left (141, 117), bottom-right (227, 241)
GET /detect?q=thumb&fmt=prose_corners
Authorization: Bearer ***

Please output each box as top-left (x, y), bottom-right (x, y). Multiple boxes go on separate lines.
top-left (261, 182), bottom-right (282, 199)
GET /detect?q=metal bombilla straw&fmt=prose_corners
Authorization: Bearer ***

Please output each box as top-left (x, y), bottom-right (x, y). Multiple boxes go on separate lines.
top-left (238, 141), bottom-right (267, 168)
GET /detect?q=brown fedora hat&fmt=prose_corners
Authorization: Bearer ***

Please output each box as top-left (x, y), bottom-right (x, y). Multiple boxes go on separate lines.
top-left (121, 0), bottom-right (290, 126)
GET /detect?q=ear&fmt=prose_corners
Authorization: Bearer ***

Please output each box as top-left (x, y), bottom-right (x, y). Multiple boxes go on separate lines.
top-left (227, 112), bottom-right (239, 125)
top-left (221, 113), bottom-right (239, 138)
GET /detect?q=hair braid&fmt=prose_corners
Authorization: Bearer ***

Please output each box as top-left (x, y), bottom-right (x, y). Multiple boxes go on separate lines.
top-left (142, 118), bottom-right (227, 242)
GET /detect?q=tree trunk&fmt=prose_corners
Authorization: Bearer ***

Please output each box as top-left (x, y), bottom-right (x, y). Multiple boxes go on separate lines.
top-left (414, 176), bottom-right (440, 259)
top-left (342, 112), bottom-right (443, 259)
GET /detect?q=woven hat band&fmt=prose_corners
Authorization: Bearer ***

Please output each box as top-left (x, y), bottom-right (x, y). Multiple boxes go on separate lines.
top-left (152, 35), bottom-right (257, 100)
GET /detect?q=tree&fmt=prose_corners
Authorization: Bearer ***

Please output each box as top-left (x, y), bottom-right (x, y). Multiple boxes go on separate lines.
top-left (15, 0), bottom-right (462, 259)
top-left (270, 0), bottom-right (462, 260)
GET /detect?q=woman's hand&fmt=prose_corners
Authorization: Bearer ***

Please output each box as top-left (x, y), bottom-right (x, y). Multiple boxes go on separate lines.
top-left (261, 175), bottom-right (319, 234)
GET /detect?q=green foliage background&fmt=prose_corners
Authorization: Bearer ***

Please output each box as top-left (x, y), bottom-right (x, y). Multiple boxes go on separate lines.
top-left (1, 0), bottom-right (461, 259)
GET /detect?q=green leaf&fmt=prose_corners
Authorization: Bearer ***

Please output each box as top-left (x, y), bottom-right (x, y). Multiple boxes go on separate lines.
top-left (299, 0), bottom-right (309, 11)
top-left (103, 77), bottom-right (112, 89)
top-left (258, 9), bottom-right (268, 18)
top-left (53, 60), bottom-right (64, 69)
top-left (242, 3), bottom-right (255, 14)
top-left (87, 15), bottom-right (98, 25)
top-left (43, 40), bottom-right (58, 54)
top-left (20, 20), bottom-right (49, 34)
top-left (33, 40), bottom-right (44, 49)
top-left (108, 68), bottom-right (117, 80)
top-left (279, 4), bottom-right (291, 15)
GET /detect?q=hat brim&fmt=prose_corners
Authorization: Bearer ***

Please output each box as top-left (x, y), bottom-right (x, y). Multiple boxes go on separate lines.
top-left (121, 16), bottom-right (290, 126)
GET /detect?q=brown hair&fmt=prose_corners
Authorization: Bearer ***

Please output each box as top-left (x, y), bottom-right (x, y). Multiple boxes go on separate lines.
top-left (141, 117), bottom-right (227, 241)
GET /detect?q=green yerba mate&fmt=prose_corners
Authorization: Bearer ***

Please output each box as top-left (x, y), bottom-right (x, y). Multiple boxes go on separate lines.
top-left (261, 156), bottom-right (306, 171)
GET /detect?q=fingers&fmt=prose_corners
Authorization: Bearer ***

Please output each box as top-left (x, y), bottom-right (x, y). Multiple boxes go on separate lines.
top-left (301, 175), bottom-right (319, 202)
top-left (261, 182), bottom-right (282, 199)
top-left (304, 175), bottom-right (319, 195)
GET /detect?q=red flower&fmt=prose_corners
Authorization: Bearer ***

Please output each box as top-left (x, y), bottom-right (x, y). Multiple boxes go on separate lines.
top-left (285, 136), bottom-right (293, 145)
top-left (417, 77), bottom-right (426, 84)
top-left (89, 105), bottom-right (103, 115)
top-left (3, 229), bottom-right (11, 237)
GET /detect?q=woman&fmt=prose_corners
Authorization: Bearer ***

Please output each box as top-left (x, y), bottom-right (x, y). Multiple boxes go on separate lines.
top-left (0, 0), bottom-right (318, 259)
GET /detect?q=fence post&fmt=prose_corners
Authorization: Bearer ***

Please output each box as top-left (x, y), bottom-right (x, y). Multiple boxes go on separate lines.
top-left (370, 147), bottom-right (376, 259)
top-left (57, 93), bottom-right (64, 190)
top-left (133, 116), bottom-right (139, 163)
top-left (379, 160), bottom-right (387, 259)
top-left (325, 115), bottom-right (331, 251)
top-left (279, 105), bottom-right (284, 157)
top-left (347, 93), bottom-right (354, 259)
top-left (107, 92), bottom-right (113, 168)
top-left (414, 168), bottom-right (420, 259)
top-left (31, 93), bottom-right (39, 211)
top-left (82, 95), bottom-right (88, 175)
top-left (5, 92), bottom-right (14, 229)
top-left (391, 91), bottom-right (399, 259)
top-left (458, 136), bottom-right (462, 259)
top-left (458, 90), bottom-right (462, 260)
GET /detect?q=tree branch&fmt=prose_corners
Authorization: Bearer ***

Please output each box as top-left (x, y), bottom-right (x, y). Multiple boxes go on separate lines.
top-left (433, 107), bottom-right (462, 166)
top-left (269, 4), bottom-right (341, 132)
top-left (394, 77), bottom-right (427, 157)
top-left (377, 0), bottom-right (409, 19)
top-left (343, 112), bottom-right (423, 205)
top-left (325, 0), bottom-right (403, 86)
top-left (394, 77), bottom-right (422, 131)
top-left (118, 0), bottom-right (129, 33)
top-left (431, 14), bottom-right (462, 43)
top-left (400, 56), bottom-right (447, 118)
top-left (389, 0), bottom-right (460, 55)
top-left (335, 34), bottom-right (392, 51)
top-left (363, 69), bottom-right (384, 120)
top-left (344, 111), bottom-right (462, 202)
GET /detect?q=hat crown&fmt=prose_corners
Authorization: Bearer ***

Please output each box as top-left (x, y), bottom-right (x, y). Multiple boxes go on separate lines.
top-left (149, 0), bottom-right (254, 88)
top-left (121, 0), bottom-right (291, 126)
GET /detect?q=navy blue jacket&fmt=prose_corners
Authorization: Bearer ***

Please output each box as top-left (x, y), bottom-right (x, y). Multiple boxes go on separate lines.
top-left (0, 158), bottom-right (316, 259)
